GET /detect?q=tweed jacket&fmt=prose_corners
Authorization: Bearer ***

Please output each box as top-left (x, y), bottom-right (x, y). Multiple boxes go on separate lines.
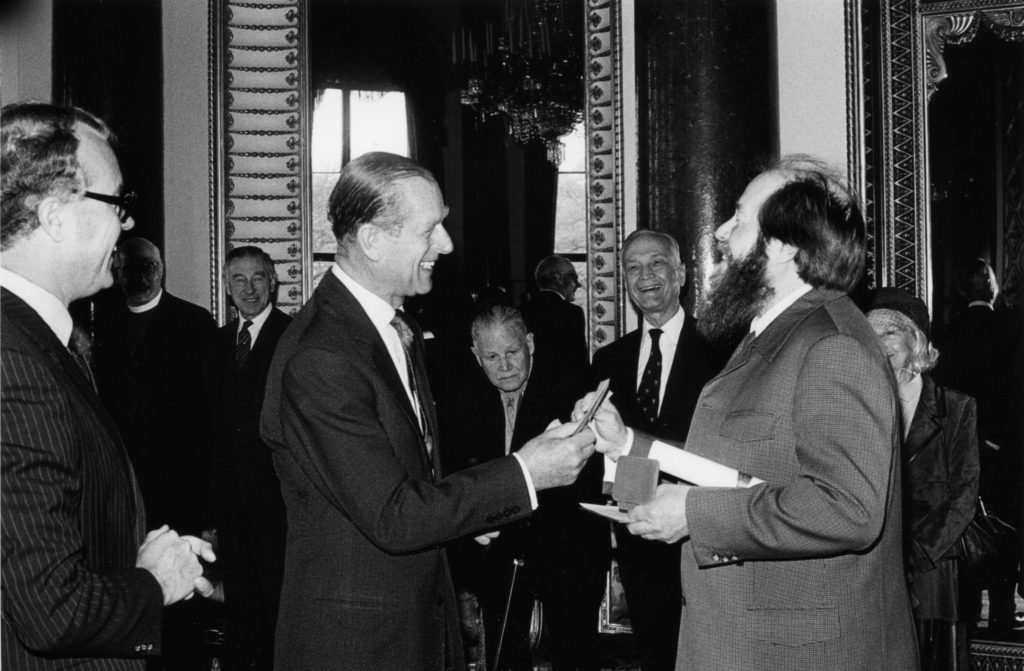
top-left (1, 289), bottom-right (163, 670)
top-left (260, 273), bottom-right (534, 671)
top-left (632, 289), bottom-right (918, 670)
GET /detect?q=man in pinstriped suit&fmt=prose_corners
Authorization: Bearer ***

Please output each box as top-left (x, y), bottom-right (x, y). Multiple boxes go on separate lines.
top-left (1, 102), bottom-right (215, 670)
top-left (582, 157), bottom-right (918, 670)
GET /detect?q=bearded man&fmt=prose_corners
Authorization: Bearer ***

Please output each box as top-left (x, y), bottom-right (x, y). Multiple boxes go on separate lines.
top-left (580, 156), bottom-right (918, 670)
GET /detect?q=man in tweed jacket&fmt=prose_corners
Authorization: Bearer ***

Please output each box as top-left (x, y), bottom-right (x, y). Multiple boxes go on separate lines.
top-left (582, 157), bottom-right (918, 670)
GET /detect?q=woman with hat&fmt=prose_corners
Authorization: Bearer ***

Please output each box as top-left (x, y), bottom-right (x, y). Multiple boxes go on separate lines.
top-left (865, 288), bottom-right (981, 671)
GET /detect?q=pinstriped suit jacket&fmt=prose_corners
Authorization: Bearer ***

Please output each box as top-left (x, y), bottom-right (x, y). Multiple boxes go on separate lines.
top-left (632, 290), bottom-right (918, 670)
top-left (1, 289), bottom-right (163, 670)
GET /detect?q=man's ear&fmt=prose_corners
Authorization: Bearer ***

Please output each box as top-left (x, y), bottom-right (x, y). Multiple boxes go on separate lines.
top-left (526, 332), bottom-right (535, 357)
top-left (766, 238), bottom-right (798, 265)
top-left (470, 344), bottom-right (483, 367)
top-left (675, 262), bottom-right (687, 289)
top-left (35, 195), bottom-right (68, 243)
top-left (357, 223), bottom-right (383, 262)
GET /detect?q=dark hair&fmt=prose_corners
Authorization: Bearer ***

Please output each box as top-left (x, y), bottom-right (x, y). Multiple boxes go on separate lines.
top-left (758, 157), bottom-right (865, 292)
top-left (471, 304), bottom-right (529, 345)
top-left (1, 102), bottom-right (112, 250)
top-left (956, 257), bottom-right (998, 303)
top-left (533, 255), bottom-right (575, 290)
top-left (226, 245), bottom-right (275, 275)
top-left (327, 152), bottom-right (438, 249)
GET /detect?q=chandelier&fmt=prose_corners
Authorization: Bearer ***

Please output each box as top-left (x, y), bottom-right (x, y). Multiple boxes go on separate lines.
top-left (454, 0), bottom-right (584, 165)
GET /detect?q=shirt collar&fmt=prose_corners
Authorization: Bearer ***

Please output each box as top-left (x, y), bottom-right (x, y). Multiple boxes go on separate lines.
top-left (238, 302), bottom-right (273, 337)
top-left (128, 289), bottom-right (163, 314)
top-left (331, 263), bottom-right (399, 332)
top-left (750, 283), bottom-right (812, 336)
top-left (642, 306), bottom-right (685, 344)
top-left (0, 267), bottom-right (74, 346)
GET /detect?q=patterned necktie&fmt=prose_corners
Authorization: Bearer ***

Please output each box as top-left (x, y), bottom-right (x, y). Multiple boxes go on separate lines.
top-left (637, 328), bottom-right (663, 426)
top-left (68, 325), bottom-right (97, 392)
top-left (390, 311), bottom-right (433, 455)
top-left (236, 319), bottom-right (253, 367)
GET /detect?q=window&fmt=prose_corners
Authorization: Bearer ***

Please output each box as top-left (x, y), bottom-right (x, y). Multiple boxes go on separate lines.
top-left (553, 122), bottom-right (587, 303)
top-left (310, 89), bottom-right (409, 286)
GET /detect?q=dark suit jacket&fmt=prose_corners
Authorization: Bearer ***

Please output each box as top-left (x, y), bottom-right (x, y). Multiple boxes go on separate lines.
top-left (94, 292), bottom-right (215, 534)
top-left (632, 289), bottom-right (918, 669)
top-left (520, 291), bottom-right (589, 380)
top-left (444, 360), bottom-right (607, 584)
top-left (589, 312), bottom-right (724, 671)
top-left (204, 308), bottom-right (291, 530)
top-left (261, 273), bottom-right (534, 671)
top-left (904, 375), bottom-right (979, 620)
top-left (1, 289), bottom-right (163, 670)
top-left (591, 313), bottom-right (726, 443)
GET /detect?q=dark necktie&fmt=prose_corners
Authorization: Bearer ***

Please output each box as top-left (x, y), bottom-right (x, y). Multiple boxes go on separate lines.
top-left (236, 319), bottom-right (253, 367)
top-left (390, 311), bottom-right (434, 456)
top-left (68, 325), bottom-right (97, 392)
top-left (637, 328), bottom-right (663, 426)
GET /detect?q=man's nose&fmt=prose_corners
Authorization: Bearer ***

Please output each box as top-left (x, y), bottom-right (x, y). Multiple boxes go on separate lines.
top-left (433, 225), bottom-right (454, 255)
top-left (714, 217), bottom-right (735, 241)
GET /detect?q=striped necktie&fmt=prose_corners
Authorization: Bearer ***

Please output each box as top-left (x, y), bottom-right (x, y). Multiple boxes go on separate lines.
top-left (236, 319), bottom-right (253, 367)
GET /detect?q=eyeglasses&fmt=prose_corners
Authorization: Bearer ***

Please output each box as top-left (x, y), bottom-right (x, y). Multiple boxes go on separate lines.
top-left (83, 190), bottom-right (137, 224)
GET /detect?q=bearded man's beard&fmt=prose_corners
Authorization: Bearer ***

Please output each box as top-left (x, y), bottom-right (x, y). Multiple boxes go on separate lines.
top-left (698, 234), bottom-right (774, 344)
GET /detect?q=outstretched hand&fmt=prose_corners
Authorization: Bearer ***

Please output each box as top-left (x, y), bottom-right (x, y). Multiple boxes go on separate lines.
top-left (516, 419), bottom-right (595, 491)
top-left (571, 391), bottom-right (628, 460)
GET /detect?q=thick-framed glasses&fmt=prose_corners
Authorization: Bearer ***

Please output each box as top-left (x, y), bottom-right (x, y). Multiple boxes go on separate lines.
top-left (83, 190), bottom-right (137, 224)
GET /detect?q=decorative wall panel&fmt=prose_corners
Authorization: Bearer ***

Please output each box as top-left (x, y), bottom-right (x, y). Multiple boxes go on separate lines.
top-left (212, 0), bottom-right (308, 320)
top-left (585, 0), bottom-right (625, 353)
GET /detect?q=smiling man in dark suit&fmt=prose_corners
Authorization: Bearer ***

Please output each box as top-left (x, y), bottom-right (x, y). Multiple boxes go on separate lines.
top-left (590, 229), bottom-right (724, 671)
top-left (203, 245), bottom-right (290, 670)
top-left (260, 151), bottom-right (596, 671)
top-left (1, 101), bottom-right (213, 671)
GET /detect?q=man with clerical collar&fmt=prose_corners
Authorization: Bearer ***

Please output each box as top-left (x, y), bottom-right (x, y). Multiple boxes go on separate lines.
top-left (581, 156), bottom-right (918, 670)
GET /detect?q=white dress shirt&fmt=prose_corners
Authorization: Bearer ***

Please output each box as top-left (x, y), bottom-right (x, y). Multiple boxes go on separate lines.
top-left (331, 264), bottom-right (538, 506)
top-left (634, 307), bottom-right (685, 413)
top-left (237, 303), bottom-right (274, 348)
top-left (0, 267), bottom-right (73, 347)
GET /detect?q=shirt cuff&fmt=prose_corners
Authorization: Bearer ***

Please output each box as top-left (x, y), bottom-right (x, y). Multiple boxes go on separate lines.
top-left (511, 453), bottom-right (539, 510)
top-left (602, 428), bottom-right (635, 492)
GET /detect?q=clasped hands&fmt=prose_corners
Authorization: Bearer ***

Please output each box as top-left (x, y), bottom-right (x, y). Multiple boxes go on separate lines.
top-left (135, 525), bottom-right (217, 605)
top-left (571, 391), bottom-right (691, 544)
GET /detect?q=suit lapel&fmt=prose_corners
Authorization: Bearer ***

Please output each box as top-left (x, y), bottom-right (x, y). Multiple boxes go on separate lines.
top-left (319, 276), bottom-right (431, 474)
top-left (905, 376), bottom-right (943, 464)
top-left (1, 289), bottom-right (142, 524)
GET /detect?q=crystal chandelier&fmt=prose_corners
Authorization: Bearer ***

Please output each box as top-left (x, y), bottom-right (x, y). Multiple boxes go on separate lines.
top-left (454, 0), bottom-right (583, 165)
